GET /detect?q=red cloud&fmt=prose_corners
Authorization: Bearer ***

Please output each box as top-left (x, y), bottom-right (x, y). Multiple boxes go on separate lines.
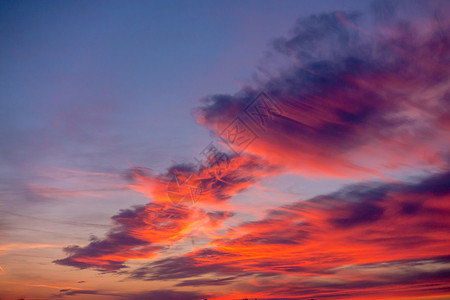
top-left (196, 9), bottom-right (450, 178)
top-left (127, 153), bottom-right (278, 205)
top-left (54, 202), bottom-right (233, 271)
top-left (130, 171), bottom-right (450, 299)
top-left (55, 154), bottom-right (276, 270)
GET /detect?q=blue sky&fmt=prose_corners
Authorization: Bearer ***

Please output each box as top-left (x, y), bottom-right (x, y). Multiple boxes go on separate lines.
top-left (1, 0), bottom-right (370, 174)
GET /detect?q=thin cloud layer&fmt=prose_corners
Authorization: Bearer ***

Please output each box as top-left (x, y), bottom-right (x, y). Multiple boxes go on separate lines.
top-left (56, 288), bottom-right (205, 300)
top-left (196, 2), bottom-right (450, 178)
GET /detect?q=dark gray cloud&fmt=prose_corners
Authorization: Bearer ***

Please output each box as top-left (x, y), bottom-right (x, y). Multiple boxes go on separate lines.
top-left (130, 249), bottom-right (241, 281)
top-left (55, 288), bottom-right (206, 300)
top-left (176, 276), bottom-right (239, 287)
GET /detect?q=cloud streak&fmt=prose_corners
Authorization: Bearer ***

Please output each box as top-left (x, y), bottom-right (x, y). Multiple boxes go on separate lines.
top-left (55, 288), bottom-right (206, 300)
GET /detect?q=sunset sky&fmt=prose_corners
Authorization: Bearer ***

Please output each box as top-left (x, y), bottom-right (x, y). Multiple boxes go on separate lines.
top-left (1, 0), bottom-right (449, 299)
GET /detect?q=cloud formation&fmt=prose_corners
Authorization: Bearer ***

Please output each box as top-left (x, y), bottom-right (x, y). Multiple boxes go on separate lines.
top-left (54, 2), bottom-right (450, 299)
top-left (130, 170), bottom-right (450, 298)
top-left (54, 154), bottom-right (275, 270)
top-left (128, 153), bottom-right (277, 205)
top-left (54, 202), bottom-right (231, 271)
top-left (196, 1), bottom-right (450, 178)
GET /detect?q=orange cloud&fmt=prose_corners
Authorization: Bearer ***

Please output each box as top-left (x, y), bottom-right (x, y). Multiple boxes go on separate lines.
top-left (127, 153), bottom-right (278, 206)
top-left (55, 154), bottom-right (276, 271)
top-left (130, 171), bottom-right (450, 299)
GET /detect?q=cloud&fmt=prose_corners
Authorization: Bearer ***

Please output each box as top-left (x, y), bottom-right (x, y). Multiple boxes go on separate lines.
top-left (125, 290), bottom-right (207, 300)
top-left (130, 249), bottom-right (242, 281)
top-left (56, 288), bottom-right (206, 300)
top-left (196, 1), bottom-right (450, 178)
top-left (175, 276), bottom-right (239, 287)
top-left (57, 289), bottom-right (102, 296)
top-left (53, 2), bottom-right (450, 299)
top-left (235, 257), bottom-right (450, 299)
top-left (54, 153), bottom-right (276, 271)
top-left (0, 243), bottom-right (69, 253)
top-left (27, 184), bottom-right (106, 199)
top-left (54, 203), bottom-right (230, 271)
top-left (128, 170), bottom-right (450, 298)
top-left (127, 153), bottom-right (278, 205)
top-left (0, 209), bottom-right (110, 229)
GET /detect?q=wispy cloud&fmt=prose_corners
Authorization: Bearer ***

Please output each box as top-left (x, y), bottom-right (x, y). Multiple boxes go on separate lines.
top-left (0, 243), bottom-right (69, 253)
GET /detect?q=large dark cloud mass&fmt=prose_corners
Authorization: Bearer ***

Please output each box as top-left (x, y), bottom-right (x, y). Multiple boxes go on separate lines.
top-left (197, 1), bottom-right (450, 177)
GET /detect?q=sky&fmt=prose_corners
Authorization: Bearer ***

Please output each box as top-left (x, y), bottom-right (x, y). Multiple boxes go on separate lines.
top-left (0, 0), bottom-right (449, 299)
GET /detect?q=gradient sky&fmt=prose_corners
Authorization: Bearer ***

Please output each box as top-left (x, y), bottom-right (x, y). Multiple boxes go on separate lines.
top-left (1, 1), bottom-right (449, 300)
